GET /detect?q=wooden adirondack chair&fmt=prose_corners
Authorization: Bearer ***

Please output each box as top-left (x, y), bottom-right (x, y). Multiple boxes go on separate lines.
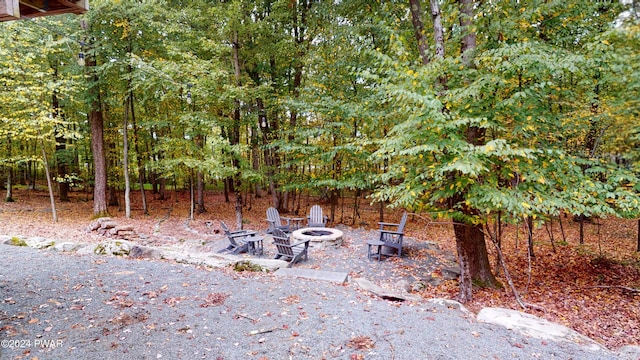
top-left (218, 221), bottom-right (257, 254)
top-left (271, 228), bottom-right (310, 267)
top-left (266, 207), bottom-right (291, 234)
top-left (306, 205), bottom-right (328, 227)
top-left (377, 212), bottom-right (408, 257)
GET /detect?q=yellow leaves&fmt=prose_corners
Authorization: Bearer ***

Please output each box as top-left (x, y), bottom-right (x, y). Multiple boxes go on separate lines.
top-left (484, 143), bottom-right (495, 153)
top-left (601, 39), bottom-right (611, 45)
top-left (522, 202), bottom-right (531, 209)
top-left (526, 116), bottom-right (532, 121)
top-left (114, 19), bottom-right (131, 39)
top-left (538, 177), bottom-right (545, 184)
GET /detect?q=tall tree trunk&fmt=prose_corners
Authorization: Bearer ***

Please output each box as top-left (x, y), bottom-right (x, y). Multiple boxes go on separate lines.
top-left (429, 0), bottom-right (447, 91)
top-left (39, 137), bottom-right (57, 223)
top-left (196, 170), bottom-right (205, 213)
top-left (454, 0), bottom-right (498, 302)
top-left (459, 0), bottom-right (476, 68)
top-left (409, 0), bottom-right (497, 301)
top-left (123, 96), bottom-right (131, 219)
top-left (232, 31), bottom-right (243, 229)
top-left (51, 70), bottom-right (69, 202)
top-left (409, 0), bottom-right (430, 65)
top-left (430, 0), bottom-right (445, 60)
top-left (4, 138), bottom-right (13, 202)
top-left (129, 88), bottom-right (147, 215)
top-left (86, 41), bottom-right (109, 217)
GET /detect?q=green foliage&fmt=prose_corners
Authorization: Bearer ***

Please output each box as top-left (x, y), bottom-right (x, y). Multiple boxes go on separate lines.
top-left (0, 0), bottom-right (638, 230)
top-left (366, 0), bottom-right (640, 226)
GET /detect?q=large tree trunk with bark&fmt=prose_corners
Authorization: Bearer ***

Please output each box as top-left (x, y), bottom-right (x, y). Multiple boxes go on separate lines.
top-left (455, 0), bottom-right (499, 302)
top-left (453, 221), bottom-right (499, 302)
top-left (409, 0), bottom-right (430, 65)
top-left (196, 170), bottom-right (205, 214)
top-left (232, 31), bottom-right (244, 229)
top-left (86, 41), bottom-right (109, 217)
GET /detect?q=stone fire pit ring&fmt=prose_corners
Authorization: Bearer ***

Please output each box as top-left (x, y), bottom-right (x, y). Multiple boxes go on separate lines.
top-left (291, 227), bottom-right (343, 249)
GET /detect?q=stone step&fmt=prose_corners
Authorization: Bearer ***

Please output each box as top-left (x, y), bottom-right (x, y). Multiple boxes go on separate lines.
top-left (274, 268), bottom-right (348, 284)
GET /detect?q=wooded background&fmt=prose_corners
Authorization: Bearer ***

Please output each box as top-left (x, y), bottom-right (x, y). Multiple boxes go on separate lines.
top-left (1, 0), bottom-right (639, 301)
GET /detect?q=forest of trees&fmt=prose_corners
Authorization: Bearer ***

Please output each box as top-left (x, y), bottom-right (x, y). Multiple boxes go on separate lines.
top-left (1, 0), bottom-right (639, 301)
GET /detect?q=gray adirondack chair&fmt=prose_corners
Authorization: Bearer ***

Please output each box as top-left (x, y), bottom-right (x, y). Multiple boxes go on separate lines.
top-left (272, 228), bottom-right (310, 267)
top-left (218, 221), bottom-right (256, 254)
top-left (266, 207), bottom-right (291, 234)
top-left (306, 205), bottom-right (328, 227)
top-left (377, 212), bottom-right (408, 257)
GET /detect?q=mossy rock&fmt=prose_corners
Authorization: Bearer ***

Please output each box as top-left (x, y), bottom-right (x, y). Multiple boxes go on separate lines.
top-left (94, 240), bottom-right (131, 256)
top-left (9, 237), bottom-right (27, 247)
top-left (233, 260), bottom-right (264, 272)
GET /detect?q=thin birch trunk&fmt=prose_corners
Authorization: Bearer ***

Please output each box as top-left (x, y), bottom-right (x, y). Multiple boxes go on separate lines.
top-left (39, 138), bottom-right (57, 223)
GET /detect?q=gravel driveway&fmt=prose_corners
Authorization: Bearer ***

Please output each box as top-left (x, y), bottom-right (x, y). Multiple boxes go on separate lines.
top-left (0, 244), bottom-right (620, 360)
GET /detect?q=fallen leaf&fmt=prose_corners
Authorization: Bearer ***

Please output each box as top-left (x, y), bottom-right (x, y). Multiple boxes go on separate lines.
top-left (347, 335), bottom-right (375, 350)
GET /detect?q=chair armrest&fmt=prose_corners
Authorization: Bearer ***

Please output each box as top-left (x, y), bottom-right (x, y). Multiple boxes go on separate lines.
top-left (291, 239), bottom-right (310, 248)
top-left (229, 230), bottom-right (257, 239)
top-left (378, 221), bottom-right (400, 230)
top-left (229, 229), bottom-right (252, 235)
top-left (280, 217), bottom-right (291, 225)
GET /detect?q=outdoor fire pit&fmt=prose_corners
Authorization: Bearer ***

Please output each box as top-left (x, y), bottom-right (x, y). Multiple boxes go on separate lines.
top-left (291, 227), bottom-right (343, 249)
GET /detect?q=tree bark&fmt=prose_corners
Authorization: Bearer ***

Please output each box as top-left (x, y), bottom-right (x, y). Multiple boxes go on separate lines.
top-left (51, 71), bottom-right (70, 202)
top-left (4, 138), bottom-right (13, 202)
top-left (129, 88), bottom-right (148, 215)
top-left (454, 219), bottom-right (499, 301)
top-left (39, 137), bottom-right (58, 223)
top-left (453, 0), bottom-right (498, 302)
top-left (86, 43), bottom-right (109, 217)
top-left (430, 0), bottom-right (445, 60)
top-left (123, 96), bottom-right (131, 219)
top-left (409, 0), bottom-right (430, 65)
top-left (232, 31), bottom-right (243, 229)
top-left (459, 0), bottom-right (476, 68)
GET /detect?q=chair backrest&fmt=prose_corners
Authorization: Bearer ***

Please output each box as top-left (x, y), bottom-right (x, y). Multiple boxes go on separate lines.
top-left (397, 213), bottom-right (408, 233)
top-left (266, 207), bottom-right (282, 226)
top-left (272, 228), bottom-right (294, 257)
top-left (307, 205), bottom-right (325, 227)
top-left (220, 221), bottom-right (231, 236)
